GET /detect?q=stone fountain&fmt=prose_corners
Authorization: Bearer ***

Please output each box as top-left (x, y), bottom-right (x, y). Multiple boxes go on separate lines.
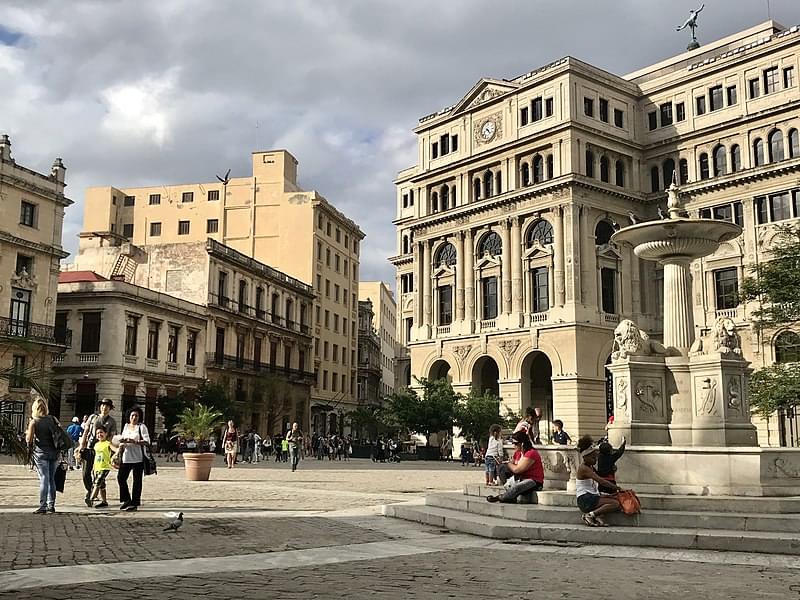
top-left (595, 181), bottom-right (800, 496)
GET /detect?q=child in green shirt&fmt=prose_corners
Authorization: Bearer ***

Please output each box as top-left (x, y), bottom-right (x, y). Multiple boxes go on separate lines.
top-left (89, 426), bottom-right (115, 509)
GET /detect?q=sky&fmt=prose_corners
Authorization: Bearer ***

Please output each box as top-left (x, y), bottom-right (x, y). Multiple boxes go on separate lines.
top-left (2, 0), bottom-right (800, 288)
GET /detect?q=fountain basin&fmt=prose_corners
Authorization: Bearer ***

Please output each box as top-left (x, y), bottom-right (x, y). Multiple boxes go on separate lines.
top-left (611, 218), bottom-right (742, 261)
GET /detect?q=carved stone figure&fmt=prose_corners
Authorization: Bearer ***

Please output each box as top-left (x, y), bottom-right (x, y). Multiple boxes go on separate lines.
top-left (635, 380), bottom-right (661, 415)
top-left (727, 376), bottom-right (741, 412)
top-left (498, 339), bottom-right (520, 361)
top-left (689, 317), bottom-right (743, 357)
top-left (611, 319), bottom-right (668, 361)
top-left (697, 377), bottom-right (718, 416)
top-left (615, 377), bottom-right (629, 411)
top-left (453, 345), bottom-right (471, 363)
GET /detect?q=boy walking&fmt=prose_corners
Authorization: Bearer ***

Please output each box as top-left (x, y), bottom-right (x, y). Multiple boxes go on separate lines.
top-left (88, 426), bottom-right (114, 509)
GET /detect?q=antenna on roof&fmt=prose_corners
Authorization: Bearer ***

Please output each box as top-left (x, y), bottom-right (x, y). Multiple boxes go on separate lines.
top-left (676, 3), bottom-right (705, 51)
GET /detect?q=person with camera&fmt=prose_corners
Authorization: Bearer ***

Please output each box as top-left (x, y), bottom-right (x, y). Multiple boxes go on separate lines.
top-left (75, 398), bottom-right (117, 508)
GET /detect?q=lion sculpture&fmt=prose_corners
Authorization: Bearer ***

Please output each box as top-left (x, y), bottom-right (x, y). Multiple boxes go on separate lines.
top-left (611, 319), bottom-right (668, 361)
top-left (688, 317), bottom-right (742, 357)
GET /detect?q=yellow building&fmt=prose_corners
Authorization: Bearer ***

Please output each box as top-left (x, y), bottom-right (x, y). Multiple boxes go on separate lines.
top-left (0, 135), bottom-right (71, 427)
top-left (393, 21), bottom-right (800, 446)
top-left (358, 281), bottom-right (398, 398)
top-left (75, 150), bottom-right (363, 434)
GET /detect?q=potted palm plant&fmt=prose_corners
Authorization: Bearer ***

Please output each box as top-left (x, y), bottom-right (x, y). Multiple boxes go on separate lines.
top-left (174, 404), bottom-right (223, 481)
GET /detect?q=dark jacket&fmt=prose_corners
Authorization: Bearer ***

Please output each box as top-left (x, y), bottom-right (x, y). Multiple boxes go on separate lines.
top-left (596, 439), bottom-right (626, 479)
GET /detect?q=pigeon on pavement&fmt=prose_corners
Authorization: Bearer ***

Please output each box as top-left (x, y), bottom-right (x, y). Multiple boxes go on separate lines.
top-left (163, 512), bottom-right (184, 533)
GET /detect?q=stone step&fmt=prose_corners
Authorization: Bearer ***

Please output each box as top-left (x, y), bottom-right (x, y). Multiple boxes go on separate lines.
top-left (383, 503), bottom-right (800, 555)
top-left (464, 484), bottom-right (800, 514)
top-left (428, 493), bottom-right (800, 533)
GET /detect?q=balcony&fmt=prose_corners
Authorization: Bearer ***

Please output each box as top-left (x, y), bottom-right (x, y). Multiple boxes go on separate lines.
top-left (715, 307), bottom-right (738, 320)
top-left (78, 353), bottom-right (100, 363)
top-left (0, 317), bottom-right (71, 348)
top-left (207, 292), bottom-right (312, 337)
top-left (601, 312), bottom-right (620, 326)
top-left (436, 325), bottom-right (451, 336)
top-left (530, 311), bottom-right (549, 324)
top-left (205, 353), bottom-right (316, 385)
top-left (480, 319), bottom-right (497, 331)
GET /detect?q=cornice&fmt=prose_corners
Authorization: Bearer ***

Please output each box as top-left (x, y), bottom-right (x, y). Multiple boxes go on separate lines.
top-left (0, 231), bottom-right (69, 259)
top-left (0, 173), bottom-right (72, 206)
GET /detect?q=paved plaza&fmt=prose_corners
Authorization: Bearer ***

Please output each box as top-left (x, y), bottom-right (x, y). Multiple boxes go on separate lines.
top-left (0, 457), bottom-right (799, 598)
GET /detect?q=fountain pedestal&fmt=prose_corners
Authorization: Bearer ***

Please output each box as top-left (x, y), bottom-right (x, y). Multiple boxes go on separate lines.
top-left (606, 356), bottom-right (670, 445)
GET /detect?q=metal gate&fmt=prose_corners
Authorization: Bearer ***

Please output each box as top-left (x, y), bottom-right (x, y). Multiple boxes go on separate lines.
top-left (0, 400), bottom-right (26, 434)
top-left (779, 406), bottom-right (800, 447)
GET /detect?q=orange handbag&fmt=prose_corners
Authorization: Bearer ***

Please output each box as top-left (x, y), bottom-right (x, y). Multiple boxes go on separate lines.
top-left (616, 489), bottom-right (641, 515)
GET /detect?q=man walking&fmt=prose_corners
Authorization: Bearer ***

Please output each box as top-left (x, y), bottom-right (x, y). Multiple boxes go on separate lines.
top-left (74, 399), bottom-right (117, 507)
top-left (252, 431), bottom-right (261, 463)
top-left (286, 422), bottom-right (303, 472)
top-left (65, 417), bottom-right (82, 470)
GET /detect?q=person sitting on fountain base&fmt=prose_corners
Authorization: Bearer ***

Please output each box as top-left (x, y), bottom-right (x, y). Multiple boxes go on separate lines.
top-left (596, 437), bottom-right (626, 494)
top-left (487, 430), bottom-right (544, 504)
top-left (576, 435), bottom-right (622, 527)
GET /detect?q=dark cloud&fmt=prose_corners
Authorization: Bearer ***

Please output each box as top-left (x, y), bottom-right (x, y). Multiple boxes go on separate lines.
top-left (2, 0), bottom-right (799, 286)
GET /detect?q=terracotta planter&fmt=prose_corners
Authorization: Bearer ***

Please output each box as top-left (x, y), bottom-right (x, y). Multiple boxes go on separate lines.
top-left (183, 452), bottom-right (216, 481)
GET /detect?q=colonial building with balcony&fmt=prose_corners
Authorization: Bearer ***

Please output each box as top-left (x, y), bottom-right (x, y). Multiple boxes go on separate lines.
top-left (393, 21), bottom-right (800, 445)
top-left (356, 299), bottom-right (382, 407)
top-left (52, 272), bottom-right (207, 432)
top-left (0, 135), bottom-right (71, 428)
top-left (359, 281), bottom-right (398, 397)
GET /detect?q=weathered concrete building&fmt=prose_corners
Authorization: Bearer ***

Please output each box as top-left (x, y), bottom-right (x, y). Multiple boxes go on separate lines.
top-left (356, 299), bottom-right (381, 406)
top-left (358, 281), bottom-right (398, 398)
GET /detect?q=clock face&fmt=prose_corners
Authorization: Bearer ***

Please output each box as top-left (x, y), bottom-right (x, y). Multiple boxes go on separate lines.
top-left (481, 120), bottom-right (496, 141)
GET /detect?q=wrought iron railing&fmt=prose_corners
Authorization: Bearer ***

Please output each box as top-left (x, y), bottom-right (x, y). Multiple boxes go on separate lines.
top-left (205, 353), bottom-right (316, 384)
top-left (207, 293), bottom-right (311, 336)
top-left (0, 317), bottom-right (71, 347)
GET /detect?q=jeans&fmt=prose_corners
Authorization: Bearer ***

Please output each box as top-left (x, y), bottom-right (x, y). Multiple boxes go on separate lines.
top-left (81, 448), bottom-right (95, 495)
top-left (289, 446), bottom-right (299, 471)
top-left (118, 461), bottom-right (144, 506)
top-left (34, 454), bottom-right (58, 510)
top-left (498, 479), bottom-right (543, 504)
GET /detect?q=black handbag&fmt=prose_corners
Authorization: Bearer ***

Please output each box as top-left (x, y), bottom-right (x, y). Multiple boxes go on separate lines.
top-left (139, 426), bottom-right (157, 476)
top-left (54, 461), bottom-right (67, 493)
top-left (51, 417), bottom-right (74, 453)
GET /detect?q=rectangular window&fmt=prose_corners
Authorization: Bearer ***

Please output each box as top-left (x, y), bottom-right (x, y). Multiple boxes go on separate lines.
top-left (755, 196), bottom-right (768, 225)
top-left (749, 78), bottom-right (760, 98)
top-left (769, 192), bottom-right (792, 222)
top-left (335, 255), bottom-right (340, 272)
top-left (438, 286), bottom-right (453, 326)
top-left (149, 194), bottom-right (161, 205)
top-left (334, 314), bottom-right (339, 333)
top-left (583, 97), bottom-right (594, 117)
top-left (147, 321), bottom-right (160, 360)
top-left (440, 134), bottom-right (450, 155)
top-left (19, 201), bottom-right (36, 227)
top-left (207, 219), bottom-right (219, 233)
top-left (431, 142), bottom-right (438, 159)
top-left (532, 97), bottom-right (543, 121)
top-left (332, 344), bottom-right (338, 363)
top-left (331, 369), bottom-right (337, 392)
top-left (794, 191), bottom-right (800, 220)
top-left (599, 98), bottom-right (608, 123)
top-left (600, 268), bottom-right (616, 314)
top-left (647, 111), bottom-right (657, 131)
top-left (167, 325), bottom-right (179, 363)
top-left (10, 355), bottom-right (25, 389)
top-left (482, 276), bottom-right (498, 320)
top-left (660, 102), bottom-right (673, 126)
top-left (181, 191), bottom-right (194, 203)
top-left (695, 96), bottom-right (706, 115)
top-left (125, 315), bottom-right (138, 356)
top-left (324, 341), bottom-right (329, 360)
top-left (726, 85), bottom-right (738, 105)
top-left (217, 271), bottom-right (228, 304)
top-left (322, 371), bottom-right (328, 391)
top-left (325, 279), bottom-right (330, 297)
top-left (520, 106), bottom-right (529, 126)
top-left (80, 312), bottom-right (102, 353)
top-left (709, 85), bottom-right (723, 111)
top-left (451, 135), bottom-right (458, 152)
top-left (123, 195), bottom-right (135, 207)
top-left (334, 283), bottom-right (340, 302)
top-left (614, 108), bottom-right (624, 128)
top-left (270, 341), bottom-right (278, 366)
top-left (324, 310), bottom-right (330, 328)
top-left (178, 220), bottom-right (190, 235)
top-left (532, 267), bottom-right (549, 313)
top-left (764, 67), bottom-right (780, 94)
top-left (676, 102), bottom-right (686, 122)
top-left (544, 97), bottom-right (554, 117)
top-left (714, 268), bottom-right (739, 310)
top-left (208, 190), bottom-right (219, 201)
top-left (149, 222), bottom-right (161, 237)
top-left (186, 330), bottom-right (197, 366)
top-left (784, 66), bottom-right (796, 89)
top-left (15, 254), bottom-right (32, 276)
top-left (122, 223), bottom-right (134, 238)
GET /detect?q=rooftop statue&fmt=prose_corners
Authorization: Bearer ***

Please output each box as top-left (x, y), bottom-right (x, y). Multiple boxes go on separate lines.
top-left (676, 4), bottom-right (705, 50)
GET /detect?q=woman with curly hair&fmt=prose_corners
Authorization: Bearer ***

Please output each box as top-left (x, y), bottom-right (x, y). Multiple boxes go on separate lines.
top-left (575, 435), bottom-right (621, 527)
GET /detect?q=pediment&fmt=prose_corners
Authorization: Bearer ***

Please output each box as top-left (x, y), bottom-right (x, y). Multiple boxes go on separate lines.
top-left (596, 243), bottom-right (623, 260)
top-left (476, 253), bottom-right (501, 269)
top-left (433, 264), bottom-right (455, 278)
top-left (450, 78), bottom-right (520, 116)
top-left (523, 243), bottom-right (553, 260)
top-left (710, 240), bottom-right (743, 259)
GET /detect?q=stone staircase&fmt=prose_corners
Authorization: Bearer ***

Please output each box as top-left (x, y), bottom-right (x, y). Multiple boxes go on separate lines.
top-left (383, 484), bottom-right (800, 555)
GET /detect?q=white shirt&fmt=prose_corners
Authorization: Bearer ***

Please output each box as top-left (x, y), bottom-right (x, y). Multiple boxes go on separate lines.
top-left (486, 436), bottom-right (503, 459)
top-left (120, 423), bottom-right (150, 464)
top-left (575, 477), bottom-right (599, 498)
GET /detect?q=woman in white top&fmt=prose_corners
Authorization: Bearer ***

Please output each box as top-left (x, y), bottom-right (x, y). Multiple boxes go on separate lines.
top-left (117, 406), bottom-right (150, 512)
top-left (575, 435), bottom-right (620, 527)
top-left (485, 424), bottom-right (504, 485)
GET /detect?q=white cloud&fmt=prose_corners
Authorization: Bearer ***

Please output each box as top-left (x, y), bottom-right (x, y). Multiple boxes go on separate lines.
top-left (100, 73), bottom-right (176, 146)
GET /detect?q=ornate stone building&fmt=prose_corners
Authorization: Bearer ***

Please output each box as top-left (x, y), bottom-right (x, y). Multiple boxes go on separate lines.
top-left (356, 299), bottom-right (381, 406)
top-left (359, 281), bottom-right (398, 398)
top-left (392, 21), bottom-right (800, 445)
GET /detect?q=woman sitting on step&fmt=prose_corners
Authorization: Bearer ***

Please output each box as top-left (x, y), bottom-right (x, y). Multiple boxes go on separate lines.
top-left (575, 435), bottom-right (622, 527)
top-left (486, 430), bottom-right (544, 504)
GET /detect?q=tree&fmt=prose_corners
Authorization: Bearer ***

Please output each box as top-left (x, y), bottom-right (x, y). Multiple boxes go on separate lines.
top-left (196, 381), bottom-right (235, 421)
top-left (385, 377), bottom-right (458, 445)
top-left (454, 388), bottom-right (502, 443)
top-left (157, 392), bottom-right (190, 434)
top-left (345, 404), bottom-right (388, 439)
top-left (174, 404), bottom-right (225, 452)
top-left (741, 223), bottom-right (800, 417)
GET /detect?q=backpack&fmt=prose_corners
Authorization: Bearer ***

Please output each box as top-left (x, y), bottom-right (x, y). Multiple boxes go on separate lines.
top-left (616, 489), bottom-right (641, 515)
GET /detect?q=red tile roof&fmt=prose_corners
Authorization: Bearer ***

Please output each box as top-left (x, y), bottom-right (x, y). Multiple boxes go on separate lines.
top-left (58, 271), bottom-right (108, 283)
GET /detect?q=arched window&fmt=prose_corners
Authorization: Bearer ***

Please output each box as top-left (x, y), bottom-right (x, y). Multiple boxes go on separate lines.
top-left (520, 163), bottom-right (530, 186)
top-left (600, 156), bottom-right (610, 183)
top-left (662, 158), bottom-right (675, 187)
top-left (699, 153), bottom-right (710, 180)
top-left (730, 145), bottom-right (741, 173)
top-left (495, 171), bottom-right (502, 195)
top-left (769, 129), bottom-right (785, 162)
top-left (789, 129), bottom-right (800, 158)
top-left (286, 299), bottom-right (294, 324)
top-left (402, 235), bottom-right (409, 254)
top-left (615, 159), bottom-right (625, 187)
top-left (435, 242), bottom-right (457, 267)
top-left (483, 171), bottom-right (493, 199)
top-left (431, 191), bottom-right (439, 213)
top-left (546, 154), bottom-right (554, 179)
top-left (713, 145), bottom-right (727, 176)
top-left (533, 155), bottom-right (544, 183)
top-left (586, 150), bottom-right (595, 178)
top-left (595, 220), bottom-right (615, 245)
top-left (440, 185), bottom-right (449, 211)
top-left (238, 279), bottom-right (248, 312)
top-left (271, 293), bottom-right (280, 323)
top-left (753, 138), bottom-right (765, 166)
top-left (473, 178), bottom-right (481, 200)
top-left (678, 158), bottom-right (689, 184)
top-left (478, 231), bottom-right (502, 257)
top-left (525, 220), bottom-right (554, 247)
top-left (775, 331), bottom-right (800, 363)
top-left (650, 166), bottom-right (660, 192)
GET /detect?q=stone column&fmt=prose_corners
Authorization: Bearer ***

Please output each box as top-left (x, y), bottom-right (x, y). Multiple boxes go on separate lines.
top-left (662, 258), bottom-right (694, 353)
top-left (554, 205), bottom-right (565, 307)
top-left (455, 231), bottom-right (465, 322)
top-left (631, 252), bottom-right (641, 316)
top-left (422, 241), bottom-right (432, 329)
top-left (579, 205), bottom-right (590, 305)
top-left (464, 229), bottom-right (475, 330)
top-left (501, 219), bottom-right (512, 315)
top-left (414, 242), bottom-right (423, 328)
top-left (510, 216), bottom-right (523, 323)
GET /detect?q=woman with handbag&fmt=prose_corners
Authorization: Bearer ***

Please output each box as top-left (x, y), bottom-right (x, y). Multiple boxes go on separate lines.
top-left (575, 435), bottom-right (622, 527)
top-left (25, 394), bottom-right (64, 514)
top-left (117, 406), bottom-right (150, 512)
top-left (223, 421), bottom-right (238, 469)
